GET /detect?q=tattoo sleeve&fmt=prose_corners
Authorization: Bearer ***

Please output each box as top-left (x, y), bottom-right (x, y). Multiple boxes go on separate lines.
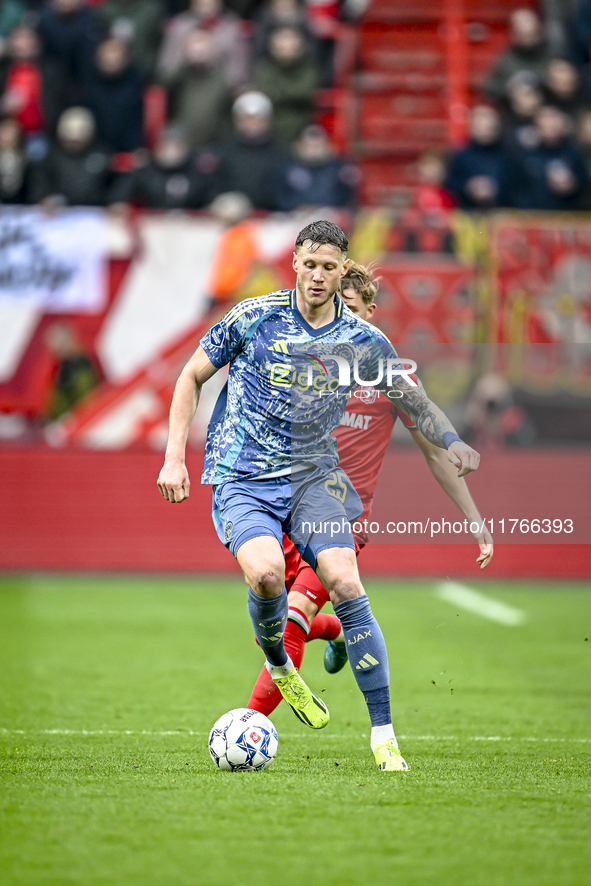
top-left (389, 378), bottom-right (459, 448)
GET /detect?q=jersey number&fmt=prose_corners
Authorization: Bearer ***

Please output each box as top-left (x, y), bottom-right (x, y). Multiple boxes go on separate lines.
top-left (324, 471), bottom-right (347, 504)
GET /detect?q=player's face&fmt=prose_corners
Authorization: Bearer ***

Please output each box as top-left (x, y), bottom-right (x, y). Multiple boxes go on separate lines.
top-left (293, 241), bottom-right (348, 310)
top-left (340, 285), bottom-right (376, 322)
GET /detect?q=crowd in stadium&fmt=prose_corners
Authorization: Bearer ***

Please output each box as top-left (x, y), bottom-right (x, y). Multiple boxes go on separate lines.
top-left (0, 0), bottom-right (361, 211)
top-left (444, 5), bottom-right (591, 211)
top-left (2, 1), bottom-right (591, 212)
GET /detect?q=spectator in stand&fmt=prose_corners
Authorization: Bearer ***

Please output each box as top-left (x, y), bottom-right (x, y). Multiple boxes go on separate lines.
top-left (158, 0), bottom-right (249, 88)
top-left (211, 90), bottom-right (287, 210)
top-left (544, 58), bottom-right (586, 120)
top-left (162, 27), bottom-right (232, 149)
top-left (465, 372), bottom-right (534, 450)
top-left (0, 0), bottom-right (26, 51)
top-left (413, 150), bottom-right (455, 219)
top-left (253, 0), bottom-right (317, 65)
top-left (276, 123), bottom-right (357, 210)
top-left (81, 37), bottom-right (144, 152)
top-left (205, 190), bottom-right (258, 308)
top-left (28, 106), bottom-right (114, 205)
top-left (37, 0), bottom-right (101, 114)
top-left (0, 26), bottom-right (47, 142)
top-left (253, 24), bottom-right (320, 145)
top-left (45, 321), bottom-right (99, 423)
top-left (108, 122), bottom-right (216, 208)
top-left (485, 8), bottom-right (553, 102)
top-left (540, 0), bottom-right (579, 56)
top-left (512, 104), bottom-right (590, 210)
top-left (444, 105), bottom-right (512, 210)
top-left (501, 71), bottom-right (544, 151)
top-left (0, 115), bottom-right (30, 202)
top-left (94, 0), bottom-right (164, 79)
top-left (395, 151), bottom-right (455, 254)
top-left (303, 0), bottom-right (341, 87)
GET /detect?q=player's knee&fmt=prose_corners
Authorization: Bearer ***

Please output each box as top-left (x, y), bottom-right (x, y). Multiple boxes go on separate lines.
top-left (328, 579), bottom-right (363, 606)
top-left (251, 568), bottom-right (284, 597)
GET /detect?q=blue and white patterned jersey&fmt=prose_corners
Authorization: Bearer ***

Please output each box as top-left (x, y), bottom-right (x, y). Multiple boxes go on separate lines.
top-left (200, 288), bottom-right (399, 485)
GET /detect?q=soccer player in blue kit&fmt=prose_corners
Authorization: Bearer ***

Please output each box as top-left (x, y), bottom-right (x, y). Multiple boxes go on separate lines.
top-left (157, 220), bottom-right (481, 771)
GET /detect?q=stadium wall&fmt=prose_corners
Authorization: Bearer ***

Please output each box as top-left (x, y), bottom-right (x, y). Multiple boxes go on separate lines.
top-left (1, 448), bottom-right (589, 578)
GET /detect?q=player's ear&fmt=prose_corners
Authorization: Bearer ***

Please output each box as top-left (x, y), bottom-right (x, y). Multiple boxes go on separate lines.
top-left (367, 303), bottom-right (377, 319)
top-left (341, 258), bottom-right (350, 275)
top-left (292, 251), bottom-right (298, 271)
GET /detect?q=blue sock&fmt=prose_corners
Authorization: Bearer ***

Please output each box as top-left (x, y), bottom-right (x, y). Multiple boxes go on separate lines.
top-left (334, 595), bottom-right (392, 727)
top-left (364, 687), bottom-right (392, 727)
top-left (247, 587), bottom-right (288, 667)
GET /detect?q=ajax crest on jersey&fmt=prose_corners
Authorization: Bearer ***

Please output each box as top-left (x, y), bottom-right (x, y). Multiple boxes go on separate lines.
top-left (208, 708), bottom-right (278, 771)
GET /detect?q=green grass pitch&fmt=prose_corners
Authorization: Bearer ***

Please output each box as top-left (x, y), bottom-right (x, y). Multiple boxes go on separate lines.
top-left (1, 574), bottom-right (590, 886)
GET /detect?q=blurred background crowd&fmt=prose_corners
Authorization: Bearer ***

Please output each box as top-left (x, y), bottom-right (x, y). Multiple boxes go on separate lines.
top-left (1, 1), bottom-right (591, 212)
top-left (443, 4), bottom-right (591, 212)
top-left (0, 0), bottom-right (363, 212)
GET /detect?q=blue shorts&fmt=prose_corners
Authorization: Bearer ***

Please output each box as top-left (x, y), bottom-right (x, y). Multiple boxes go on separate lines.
top-left (211, 467), bottom-right (362, 569)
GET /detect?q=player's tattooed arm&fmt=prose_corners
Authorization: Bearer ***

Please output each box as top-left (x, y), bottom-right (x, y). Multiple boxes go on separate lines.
top-left (157, 347), bottom-right (218, 502)
top-left (391, 378), bottom-right (481, 477)
top-left (393, 377), bottom-right (453, 442)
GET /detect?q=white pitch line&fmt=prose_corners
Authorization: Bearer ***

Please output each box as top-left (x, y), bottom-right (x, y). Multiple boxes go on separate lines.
top-left (436, 581), bottom-right (527, 626)
top-left (1, 729), bottom-right (589, 742)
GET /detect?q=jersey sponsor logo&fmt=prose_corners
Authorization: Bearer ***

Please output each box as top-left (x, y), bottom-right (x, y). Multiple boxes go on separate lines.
top-left (340, 412), bottom-right (373, 430)
top-left (210, 323), bottom-right (225, 347)
top-left (269, 361), bottom-right (341, 392)
top-left (269, 362), bottom-right (293, 388)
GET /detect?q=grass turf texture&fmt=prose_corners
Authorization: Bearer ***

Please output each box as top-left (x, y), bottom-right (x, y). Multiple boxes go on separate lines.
top-left (1, 575), bottom-right (590, 886)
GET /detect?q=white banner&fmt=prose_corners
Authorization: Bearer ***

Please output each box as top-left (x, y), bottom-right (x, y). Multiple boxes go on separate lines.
top-left (0, 208), bottom-right (106, 312)
top-left (98, 215), bottom-right (220, 382)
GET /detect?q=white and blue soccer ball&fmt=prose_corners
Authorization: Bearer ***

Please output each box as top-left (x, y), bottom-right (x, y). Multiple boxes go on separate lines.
top-left (208, 708), bottom-right (278, 771)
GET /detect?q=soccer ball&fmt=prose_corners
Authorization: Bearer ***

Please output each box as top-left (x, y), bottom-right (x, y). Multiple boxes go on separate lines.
top-left (208, 708), bottom-right (278, 771)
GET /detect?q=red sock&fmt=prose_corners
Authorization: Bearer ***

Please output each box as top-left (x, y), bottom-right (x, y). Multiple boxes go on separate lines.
top-left (307, 612), bottom-right (342, 642)
top-left (246, 613), bottom-right (309, 716)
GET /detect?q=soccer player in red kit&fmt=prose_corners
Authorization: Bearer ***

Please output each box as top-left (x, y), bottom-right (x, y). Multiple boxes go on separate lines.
top-left (247, 261), bottom-right (493, 716)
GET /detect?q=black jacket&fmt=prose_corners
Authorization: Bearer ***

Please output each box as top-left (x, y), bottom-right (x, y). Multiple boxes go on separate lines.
top-left (109, 155), bottom-right (215, 208)
top-left (81, 64), bottom-right (144, 152)
top-left (29, 142), bottom-right (113, 205)
top-left (212, 132), bottom-right (287, 210)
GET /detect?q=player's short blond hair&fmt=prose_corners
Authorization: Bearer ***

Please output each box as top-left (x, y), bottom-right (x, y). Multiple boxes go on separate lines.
top-left (340, 261), bottom-right (380, 305)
